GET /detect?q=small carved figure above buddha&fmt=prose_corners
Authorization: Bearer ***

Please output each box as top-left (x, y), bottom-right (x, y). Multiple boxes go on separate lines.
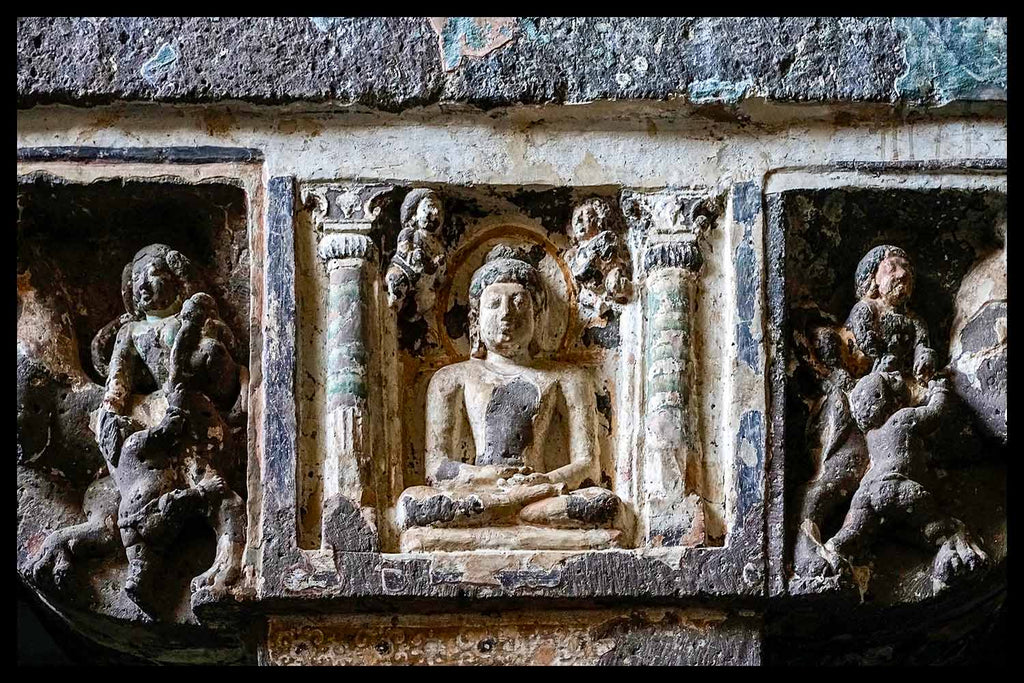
top-left (396, 245), bottom-right (630, 551)
top-left (566, 197), bottom-right (633, 314)
top-left (385, 188), bottom-right (447, 320)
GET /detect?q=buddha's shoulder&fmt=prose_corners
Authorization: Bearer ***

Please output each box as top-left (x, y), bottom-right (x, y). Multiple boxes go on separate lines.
top-left (427, 359), bottom-right (477, 387)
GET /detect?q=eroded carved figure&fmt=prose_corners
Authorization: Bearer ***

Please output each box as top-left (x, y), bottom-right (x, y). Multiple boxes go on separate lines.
top-left (794, 245), bottom-right (986, 588)
top-left (385, 188), bottom-right (446, 319)
top-left (567, 197), bottom-right (633, 313)
top-left (396, 246), bottom-right (629, 551)
top-left (33, 245), bottom-right (248, 611)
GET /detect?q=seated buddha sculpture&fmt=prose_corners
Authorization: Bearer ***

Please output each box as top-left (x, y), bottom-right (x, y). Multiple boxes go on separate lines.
top-left (396, 246), bottom-right (630, 551)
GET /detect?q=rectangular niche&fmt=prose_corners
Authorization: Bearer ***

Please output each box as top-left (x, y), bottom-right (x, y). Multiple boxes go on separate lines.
top-left (17, 162), bottom-right (262, 620)
top-left (766, 167), bottom-right (1006, 601)
top-left (18, 175), bottom-right (252, 381)
top-left (295, 181), bottom-right (736, 555)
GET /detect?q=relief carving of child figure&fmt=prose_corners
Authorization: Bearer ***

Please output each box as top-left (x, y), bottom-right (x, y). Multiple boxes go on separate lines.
top-left (821, 372), bottom-right (987, 588)
top-left (95, 244), bottom-right (248, 610)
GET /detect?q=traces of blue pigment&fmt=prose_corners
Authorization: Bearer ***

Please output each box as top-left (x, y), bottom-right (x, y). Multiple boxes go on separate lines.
top-left (894, 17), bottom-right (1006, 104)
top-left (140, 42), bottom-right (177, 86)
top-left (736, 410), bottom-right (764, 526)
top-left (687, 77), bottom-right (753, 105)
top-left (310, 17), bottom-right (345, 32)
top-left (734, 236), bottom-right (760, 370)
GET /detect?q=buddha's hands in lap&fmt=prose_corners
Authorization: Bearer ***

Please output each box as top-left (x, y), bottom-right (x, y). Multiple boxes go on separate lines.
top-left (477, 482), bottom-right (566, 514)
top-left (465, 464), bottom-right (532, 486)
top-left (504, 472), bottom-right (552, 487)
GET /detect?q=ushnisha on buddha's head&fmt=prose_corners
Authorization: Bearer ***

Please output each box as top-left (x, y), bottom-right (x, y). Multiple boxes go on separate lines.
top-left (467, 245), bottom-right (548, 360)
top-left (855, 245), bottom-right (915, 308)
top-left (122, 244), bottom-right (197, 318)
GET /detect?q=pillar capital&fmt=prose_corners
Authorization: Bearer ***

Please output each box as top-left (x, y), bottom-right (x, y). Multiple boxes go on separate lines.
top-left (621, 188), bottom-right (723, 275)
top-left (301, 182), bottom-right (393, 265)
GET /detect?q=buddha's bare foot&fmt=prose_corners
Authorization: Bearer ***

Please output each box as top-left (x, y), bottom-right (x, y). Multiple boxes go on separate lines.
top-left (519, 487), bottom-right (620, 528)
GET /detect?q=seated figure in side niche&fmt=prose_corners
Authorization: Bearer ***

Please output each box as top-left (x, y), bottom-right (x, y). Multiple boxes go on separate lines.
top-left (385, 188), bottom-right (446, 319)
top-left (396, 246), bottom-right (628, 551)
top-left (821, 372), bottom-right (987, 587)
top-left (95, 244), bottom-right (248, 611)
top-left (845, 245), bottom-right (937, 399)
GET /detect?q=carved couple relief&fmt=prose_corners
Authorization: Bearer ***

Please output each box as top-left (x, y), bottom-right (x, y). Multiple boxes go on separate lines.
top-left (31, 244), bottom-right (248, 613)
top-left (794, 245), bottom-right (989, 592)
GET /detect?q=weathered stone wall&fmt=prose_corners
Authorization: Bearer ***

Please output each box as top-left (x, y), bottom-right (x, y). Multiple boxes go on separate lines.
top-left (17, 17), bottom-right (1006, 666)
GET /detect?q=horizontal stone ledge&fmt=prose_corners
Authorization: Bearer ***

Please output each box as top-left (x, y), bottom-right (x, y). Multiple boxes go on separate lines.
top-left (17, 17), bottom-right (1006, 111)
top-left (16, 145), bottom-right (264, 164)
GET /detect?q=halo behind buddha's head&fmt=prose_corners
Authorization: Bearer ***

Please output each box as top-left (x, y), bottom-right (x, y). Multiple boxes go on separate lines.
top-left (468, 245), bottom-right (548, 358)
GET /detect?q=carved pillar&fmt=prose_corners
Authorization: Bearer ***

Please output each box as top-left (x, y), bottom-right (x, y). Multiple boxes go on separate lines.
top-left (303, 184), bottom-right (391, 552)
top-left (625, 190), bottom-right (719, 547)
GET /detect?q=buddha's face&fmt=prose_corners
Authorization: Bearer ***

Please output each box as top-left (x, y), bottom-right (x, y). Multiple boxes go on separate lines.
top-left (414, 195), bottom-right (443, 233)
top-left (132, 256), bottom-right (180, 315)
top-left (478, 282), bottom-right (535, 358)
top-left (875, 255), bottom-right (913, 306)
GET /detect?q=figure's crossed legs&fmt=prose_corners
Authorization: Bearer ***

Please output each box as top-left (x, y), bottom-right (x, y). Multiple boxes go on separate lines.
top-left (397, 484), bottom-right (621, 531)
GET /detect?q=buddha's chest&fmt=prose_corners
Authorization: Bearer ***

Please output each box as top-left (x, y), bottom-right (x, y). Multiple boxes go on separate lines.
top-left (462, 372), bottom-right (559, 467)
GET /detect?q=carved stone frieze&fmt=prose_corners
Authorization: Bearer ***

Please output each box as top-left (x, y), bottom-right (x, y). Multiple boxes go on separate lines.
top-left (16, 142), bottom-right (1006, 666)
top-left (17, 176), bottom-right (254, 657)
